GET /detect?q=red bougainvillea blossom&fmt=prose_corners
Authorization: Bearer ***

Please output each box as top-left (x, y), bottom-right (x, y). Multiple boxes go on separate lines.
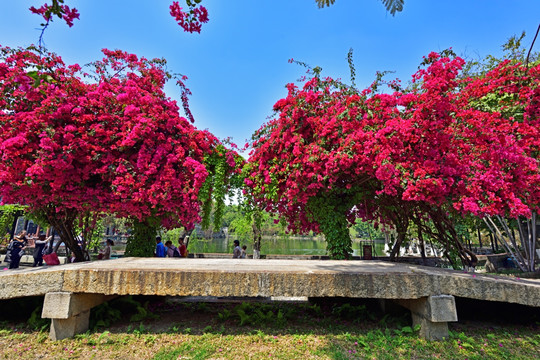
top-left (29, 2), bottom-right (80, 27)
top-left (170, 1), bottom-right (209, 34)
top-left (246, 53), bottom-right (539, 259)
top-left (28, 1), bottom-right (210, 33)
top-left (0, 45), bottom-right (238, 260)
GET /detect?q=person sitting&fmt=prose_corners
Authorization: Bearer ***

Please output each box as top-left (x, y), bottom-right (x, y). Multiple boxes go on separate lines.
top-left (155, 236), bottom-right (166, 257)
top-left (165, 240), bottom-right (181, 257)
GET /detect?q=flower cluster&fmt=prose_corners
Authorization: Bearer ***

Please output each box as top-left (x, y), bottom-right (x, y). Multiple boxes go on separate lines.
top-left (28, 1), bottom-right (210, 33)
top-left (29, 2), bottom-right (80, 27)
top-left (169, 1), bottom-right (209, 34)
top-left (245, 53), bottom-right (540, 239)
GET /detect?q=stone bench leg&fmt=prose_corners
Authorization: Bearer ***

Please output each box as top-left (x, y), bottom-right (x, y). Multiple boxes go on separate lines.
top-left (41, 292), bottom-right (115, 340)
top-left (396, 295), bottom-right (458, 340)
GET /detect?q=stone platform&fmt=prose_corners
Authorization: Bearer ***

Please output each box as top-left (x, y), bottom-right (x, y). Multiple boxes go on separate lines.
top-left (1, 258), bottom-right (539, 340)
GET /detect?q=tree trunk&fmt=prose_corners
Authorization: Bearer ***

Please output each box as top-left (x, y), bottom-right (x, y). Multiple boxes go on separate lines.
top-left (252, 225), bottom-right (261, 259)
top-left (477, 227), bottom-right (483, 249)
top-left (125, 220), bottom-right (157, 257)
top-left (389, 230), bottom-right (407, 261)
top-left (417, 224), bottom-right (427, 266)
top-left (484, 214), bottom-right (538, 272)
top-left (317, 212), bottom-right (352, 259)
top-left (252, 210), bottom-right (262, 259)
top-left (46, 210), bottom-right (85, 262)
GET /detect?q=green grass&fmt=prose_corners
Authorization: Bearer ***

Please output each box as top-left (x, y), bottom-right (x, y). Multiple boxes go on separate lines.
top-left (0, 297), bottom-right (538, 359)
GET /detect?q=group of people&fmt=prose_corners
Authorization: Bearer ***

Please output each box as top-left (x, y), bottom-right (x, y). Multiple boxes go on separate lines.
top-left (154, 236), bottom-right (247, 259)
top-left (232, 239), bottom-right (247, 259)
top-left (155, 236), bottom-right (188, 258)
top-left (4, 229), bottom-right (251, 268)
top-left (3, 230), bottom-right (53, 269)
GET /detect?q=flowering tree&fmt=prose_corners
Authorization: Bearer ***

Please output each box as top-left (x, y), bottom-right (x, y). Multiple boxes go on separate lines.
top-left (460, 35), bottom-right (540, 271)
top-left (246, 53), bottom-right (539, 264)
top-left (29, 0), bottom-right (209, 35)
top-left (0, 45), bottom-right (240, 261)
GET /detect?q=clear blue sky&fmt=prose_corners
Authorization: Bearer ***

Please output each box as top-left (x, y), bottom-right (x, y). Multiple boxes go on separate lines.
top-left (1, 1), bottom-right (539, 148)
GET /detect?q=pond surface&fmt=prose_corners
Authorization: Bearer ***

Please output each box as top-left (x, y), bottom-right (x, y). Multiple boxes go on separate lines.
top-left (186, 236), bottom-right (386, 257)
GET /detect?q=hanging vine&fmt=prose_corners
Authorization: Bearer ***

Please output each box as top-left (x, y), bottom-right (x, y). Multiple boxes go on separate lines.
top-left (199, 143), bottom-right (244, 232)
top-left (125, 218), bottom-right (160, 257)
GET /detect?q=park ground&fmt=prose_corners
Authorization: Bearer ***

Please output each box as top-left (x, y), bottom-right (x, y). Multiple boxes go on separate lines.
top-left (0, 296), bottom-right (539, 359)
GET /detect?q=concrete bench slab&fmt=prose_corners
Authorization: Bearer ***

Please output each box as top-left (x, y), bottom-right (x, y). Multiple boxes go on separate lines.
top-left (1, 258), bottom-right (539, 340)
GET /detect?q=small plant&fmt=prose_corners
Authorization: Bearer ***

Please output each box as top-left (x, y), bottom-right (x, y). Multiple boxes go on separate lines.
top-left (27, 305), bottom-right (49, 330)
top-left (230, 302), bottom-right (294, 328)
top-left (131, 323), bottom-right (148, 335)
top-left (144, 334), bottom-right (157, 345)
top-left (203, 325), bottom-right (213, 333)
top-left (90, 302), bottom-right (122, 330)
top-left (97, 330), bottom-right (113, 344)
top-left (130, 301), bottom-right (159, 322)
top-left (393, 324), bottom-right (421, 336)
top-left (331, 303), bottom-right (368, 322)
top-left (237, 308), bottom-right (252, 326)
top-left (218, 309), bottom-right (232, 322)
top-left (169, 325), bottom-right (180, 333)
top-left (306, 303), bottom-right (322, 317)
top-left (197, 302), bottom-right (209, 312)
top-left (36, 325), bottom-right (48, 344)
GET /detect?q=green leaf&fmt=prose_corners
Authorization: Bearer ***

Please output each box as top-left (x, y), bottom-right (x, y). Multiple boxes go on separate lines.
top-left (27, 71), bottom-right (39, 80)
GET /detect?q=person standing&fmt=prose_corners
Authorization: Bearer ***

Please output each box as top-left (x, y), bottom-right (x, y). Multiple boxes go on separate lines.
top-left (155, 236), bottom-right (166, 258)
top-left (178, 237), bottom-right (187, 258)
top-left (232, 240), bottom-right (241, 259)
top-left (98, 239), bottom-right (114, 260)
top-left (165, 240), bottom-right (180, 257)
top-left (32, 234), bottom-right (49, 267)
top-left (7, 232), bottom-right (27, 269)
top-left (241, 245), bottom-right (247, 259)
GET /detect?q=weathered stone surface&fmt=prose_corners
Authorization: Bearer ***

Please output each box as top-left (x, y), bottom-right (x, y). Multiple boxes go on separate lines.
top-left (49, 311), bottom-right (90, 341)
top-left (396, 295), bottom-right (458, 340)
top-left (2, 258), bottom-right (539, 341)
top-left (1, 258), bottom-right (539, 307)
top-left (42, 292), bottom-right (114, 319)
top-left (398, 295), bottom-right (458, 323)
top-left (0, 267), bottom-right (64, 299)
top-left (410, 266), bottom-right (540, 306)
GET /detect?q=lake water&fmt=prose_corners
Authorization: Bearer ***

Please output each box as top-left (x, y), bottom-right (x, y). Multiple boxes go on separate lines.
top-left (186, 236), bottom-right (386, 257)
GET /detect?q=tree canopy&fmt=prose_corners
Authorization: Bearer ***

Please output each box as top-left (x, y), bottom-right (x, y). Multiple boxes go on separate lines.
top-left (0, 46), bottom-right (240, 260)
top-left (245, 52), bottom-right (539, 261)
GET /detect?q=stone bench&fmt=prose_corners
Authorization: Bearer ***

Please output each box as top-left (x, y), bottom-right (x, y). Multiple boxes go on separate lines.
top-left (1, 258), bottom-right (539, 341)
